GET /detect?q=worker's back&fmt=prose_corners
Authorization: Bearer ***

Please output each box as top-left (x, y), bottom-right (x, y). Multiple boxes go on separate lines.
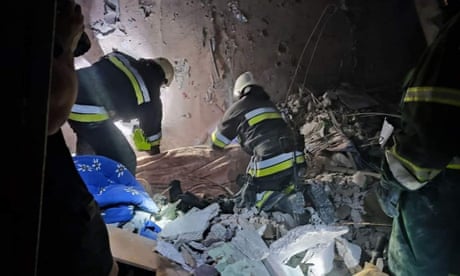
top-left (76, 51), bottom-right (164, 121)
top-left (225, 86), bottom-right (301, 158)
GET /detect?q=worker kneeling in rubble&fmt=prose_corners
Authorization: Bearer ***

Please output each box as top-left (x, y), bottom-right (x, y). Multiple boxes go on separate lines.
top-left (211, 71), bottom-right (306, 211)
top-left (68, 51), bottom-right (175, 174)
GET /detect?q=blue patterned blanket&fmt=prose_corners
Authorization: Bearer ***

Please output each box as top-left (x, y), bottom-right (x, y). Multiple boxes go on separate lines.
top-left (73, 155), bottom-right (160, 224)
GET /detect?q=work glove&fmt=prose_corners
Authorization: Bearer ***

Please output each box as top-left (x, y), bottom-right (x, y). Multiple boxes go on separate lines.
top-left (234, 178), bottom-right (257, 209)
top-left (375, 158), bottom-right (402, 218)
top-left (132, 127), bottom-right (152, 151)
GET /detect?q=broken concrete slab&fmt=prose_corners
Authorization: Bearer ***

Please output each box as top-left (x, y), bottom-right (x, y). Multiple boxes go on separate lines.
top-left (231, 229), bottom-right (270, 261)
top-left (208, 242), bottom-right (248, 272)
top-left (155, 240), bottom-right (192, 271)
top-left (159, 203), bottom-right (220, 241)
top-left (302, 241), bottom-right (335, 276)
top-left (221, 259), bottom-right (270, 276)
top-left (335, 237), bottom-right (362, 269)
top-left (269, 224), bottom-right (349, 264)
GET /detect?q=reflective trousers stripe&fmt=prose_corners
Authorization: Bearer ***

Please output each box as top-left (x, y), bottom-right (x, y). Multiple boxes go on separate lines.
top-left (146, 132), bottom-right (161, 146)
top-left (255, 184), bottom-right (295, 209)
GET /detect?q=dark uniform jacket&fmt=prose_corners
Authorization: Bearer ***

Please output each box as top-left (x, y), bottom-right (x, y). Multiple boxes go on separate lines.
top-left (386, 12), bottom-right (460, 188)
top-left (379, 12), bottom-right (460, 276)
top-left (70, 51), bottom-right (165, 147)
top-left (211, 86), bottom-right (305, 187)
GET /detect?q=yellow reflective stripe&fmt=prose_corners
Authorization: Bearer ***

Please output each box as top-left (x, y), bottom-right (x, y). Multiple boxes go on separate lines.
top-left (255, 184), bottom-right (295, 209)
top-left (404, 86), bottom-right (460, 107)
top-left (149, 140), bottom-right (160, 147)
top-left (68, 112), bottom-right (109, 122)
top-left (108, 56), bottom-right (144, 105)
top-left (249, 155), bottom-right (305, 177)
top-left (283, 183), bottom-right (295, 194)
top-left (390, 146), bottom-right (441, 182)
top-left (146, 132), bottom-right (161, 146)
top-left (447, 163), bottom-right (460, 170)
top-left (248, 112), bottom-right (282, 126)
top-left (447, 157), bottom-right (460, 170)
top-left (211, 130), bottom-right (228, 148)
top-left (256, 191), bottom-right (273, 209)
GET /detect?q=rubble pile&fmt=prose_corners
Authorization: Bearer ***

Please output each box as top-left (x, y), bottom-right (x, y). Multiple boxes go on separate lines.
top-left (151, 201), bottom-right (361, 276)
top-left (148, 85), bottom-right (395, 275)
top-left (280, 84), bottom-right (396, 272)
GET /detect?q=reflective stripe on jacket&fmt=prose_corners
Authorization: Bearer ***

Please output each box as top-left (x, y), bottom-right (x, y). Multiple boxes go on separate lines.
top-left (244, 107), bottom-right (282, 126)
top-left (404, 86), bottom-right (460, 107)
top-left (247, 151), bottom-right (305, 178)
top-left (388, 13), bottom-right (460, 188)
top-left (107, 52), bottom-right (151, 105)
top-left (386, 148), bottom-right (460, 191)
top-left (211, 106), bottom-right (282, 149)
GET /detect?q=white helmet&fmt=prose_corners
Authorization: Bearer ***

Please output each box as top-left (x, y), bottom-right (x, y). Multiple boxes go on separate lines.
top-left (233, 71), bottom-right (258, 99)
top-left (153, 57), bottom-right (174, 87)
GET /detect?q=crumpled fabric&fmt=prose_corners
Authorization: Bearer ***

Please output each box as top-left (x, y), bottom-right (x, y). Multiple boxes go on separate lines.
top-left (73, 155), bottom-right (159, 224)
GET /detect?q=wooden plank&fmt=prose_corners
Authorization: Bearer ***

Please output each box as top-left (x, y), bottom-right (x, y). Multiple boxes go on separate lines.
top-left (108, 226), bottom-right (191, 275)
top-left (107, 226), bottom-right (158, 271)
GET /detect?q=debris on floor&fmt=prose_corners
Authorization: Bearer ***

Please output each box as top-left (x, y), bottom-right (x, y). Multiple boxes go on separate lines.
top-left (129, 84), bottom-right (397, 275)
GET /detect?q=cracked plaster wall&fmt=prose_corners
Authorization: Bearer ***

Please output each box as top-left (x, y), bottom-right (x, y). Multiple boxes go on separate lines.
top-left (73, 0), bottom-right (424, 151)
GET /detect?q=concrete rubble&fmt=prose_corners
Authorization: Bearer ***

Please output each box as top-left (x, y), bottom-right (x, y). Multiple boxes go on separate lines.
top-left (148, 84), bottom-right (393, 275)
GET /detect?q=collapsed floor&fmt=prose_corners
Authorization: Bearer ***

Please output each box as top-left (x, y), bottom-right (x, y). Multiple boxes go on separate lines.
top-left (127, 84), bottom-right (399, 275)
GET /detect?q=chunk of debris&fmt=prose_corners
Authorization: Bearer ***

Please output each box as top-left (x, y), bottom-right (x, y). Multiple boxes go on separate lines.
top-left (335, 236), bottom-right (362, 269)
top-left (91, 19), bottom-right (116, 36)
top-left (231, 229), bottom-right (270, 261)
top-left (155, 240), bottom-right (192, 271)
top-left (269, 224), bottom-right (349, 264)
top-left (159, 203), bottom-right (220, 241)
top-left (227, 1), bottom-right (248, 23)
top-left (104, 0), bottom-right (120, 23)
top-left (138, 0), bottom-right (156, 17)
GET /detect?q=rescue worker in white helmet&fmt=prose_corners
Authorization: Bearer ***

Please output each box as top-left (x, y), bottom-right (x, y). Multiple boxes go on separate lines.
top-left (211, 71), bottom-right (306, 209)
top-left (376, 1), bottom-right (460, 274)
top-left (68, 50), bottom-right (174, 174)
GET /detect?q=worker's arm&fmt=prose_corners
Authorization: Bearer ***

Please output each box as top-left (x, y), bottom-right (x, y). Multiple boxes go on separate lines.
top-left (211, 105), bottom-right (240, 150)
top-left (376, 13), bottom-right (460, 218)
top-left (384, 13), bottom-right (460, 188)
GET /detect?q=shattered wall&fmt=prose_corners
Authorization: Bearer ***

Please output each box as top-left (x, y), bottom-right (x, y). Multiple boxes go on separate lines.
top-left (74, 0), bottom-right (425, 151)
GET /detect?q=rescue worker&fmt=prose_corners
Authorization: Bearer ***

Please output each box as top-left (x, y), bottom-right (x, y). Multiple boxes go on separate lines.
top-left (211, 72), bottom-right (306, 209)
top-left (376, 2), bottom-right (460, 275)
top-left (68, 51), bottom-right (174, 174)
